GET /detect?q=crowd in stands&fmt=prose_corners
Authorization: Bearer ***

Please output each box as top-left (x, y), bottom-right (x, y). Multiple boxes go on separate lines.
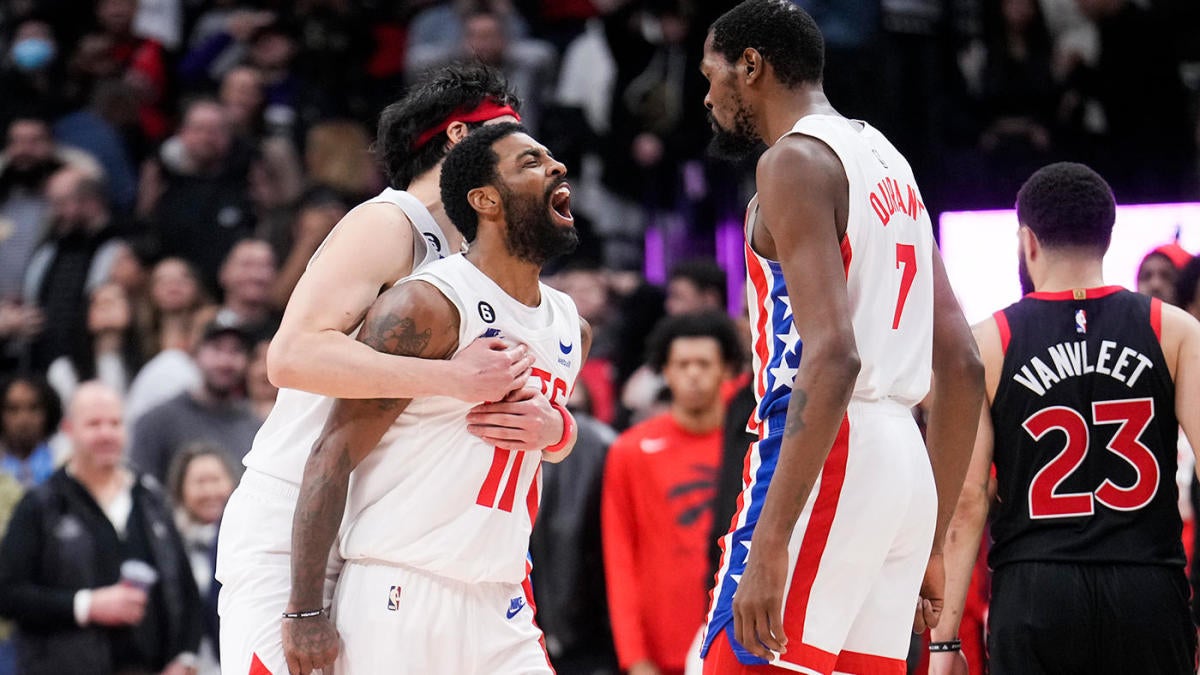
top-left (0, 0), bottom-right (1197, 674)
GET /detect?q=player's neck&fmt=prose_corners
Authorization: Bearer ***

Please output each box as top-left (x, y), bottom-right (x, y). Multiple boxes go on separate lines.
top-left (464, 246), bottom-right (542, 308)
top-left (407, 169), bottom-right (440, 204)
top-left (407, 170), bottom-right (459, 245)
top-left (1033, 257), bottom-right (1106, 293)
top-left (671, 402), bottom-right (723, 435)
top-left (761, 86), bottom-right (838, 147)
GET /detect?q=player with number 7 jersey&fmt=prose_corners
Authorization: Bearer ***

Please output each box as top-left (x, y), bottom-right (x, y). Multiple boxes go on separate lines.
top-left (698, 3), bottom-right (990, 670)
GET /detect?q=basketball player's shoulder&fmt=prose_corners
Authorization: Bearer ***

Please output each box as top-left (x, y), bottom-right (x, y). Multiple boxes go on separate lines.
top-left (755, 134), bottom-right (845, 210)
top-left (310, 199), bottom-right (419, 274)
top-left (757, 131), bottom-right (842, 180)
top-left (343, 200), bottom-right (418, 234)
top-left (362, 276), bottom-right (459, 359)
top-left (1157, 299), bottom-right (1200, 365)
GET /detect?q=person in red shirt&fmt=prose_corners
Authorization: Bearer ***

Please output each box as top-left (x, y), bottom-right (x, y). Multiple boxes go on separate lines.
top-left (603, 310), bottom-right (744, 675)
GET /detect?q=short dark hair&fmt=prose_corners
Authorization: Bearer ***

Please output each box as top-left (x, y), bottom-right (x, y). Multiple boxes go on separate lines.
top-left (1016, 162), bottom-right (1115, 255)
top-left (1176, 256), bottom-right (1200, 310)
top-left (645, 310), bottom-right (744, 373)
top-left (670, 259), bottom-right (727, 307)
top-left (710, 0), bottom-right (824, 87)
top-left (440, 122), bottom-right (525, 242)
top-left (0, 373), bottom-right (62, 441)
top-left (376, 63), bottom-right (521, 189)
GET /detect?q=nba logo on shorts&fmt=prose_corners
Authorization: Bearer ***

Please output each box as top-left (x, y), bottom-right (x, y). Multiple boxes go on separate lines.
top-left (1075, 309), bottom-right (1087, 334)
top-left (387, 585), bottom-right (402, 611)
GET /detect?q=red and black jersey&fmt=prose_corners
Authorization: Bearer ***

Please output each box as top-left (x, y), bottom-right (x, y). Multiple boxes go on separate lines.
top-left (988, 286), bottom-right (1183, 570)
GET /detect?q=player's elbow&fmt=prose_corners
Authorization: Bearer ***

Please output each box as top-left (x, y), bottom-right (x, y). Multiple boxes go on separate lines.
top-left (306, 431), bottom-right (349, 477)
top-left (954, 481), bottom-right (990, 520)
top-left (266, 332), bottom-right (303, 389)
top-left (811, 335), bottom-right (861, 391)
top-left (936, 341), bottom-right (984, 394)
top-left (948, 481), bottom-right (990, 538)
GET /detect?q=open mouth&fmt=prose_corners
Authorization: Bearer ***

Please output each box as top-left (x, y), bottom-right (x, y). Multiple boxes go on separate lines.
top-left (549, 182), bottom-right (574, 225)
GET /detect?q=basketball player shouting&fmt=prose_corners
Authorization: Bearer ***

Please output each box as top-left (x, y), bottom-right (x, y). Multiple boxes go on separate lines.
top-left (698, 2), bottom-right (985, 673)
top-left (930, 163), bottom-right (1200, 675)
top-left (282, 123), bottom-right (588, 675)
top-left (217, 67), bottom-right (576, 675)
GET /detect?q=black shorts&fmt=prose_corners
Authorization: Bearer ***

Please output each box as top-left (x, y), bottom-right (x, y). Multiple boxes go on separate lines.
top-left (988, 561), bottom-right (1195, 675)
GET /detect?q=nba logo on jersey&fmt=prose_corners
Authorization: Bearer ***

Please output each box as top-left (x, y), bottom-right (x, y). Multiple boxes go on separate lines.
top-left (1076, 309), bottom-right (1088, 334)
top-left (387, 585), bottom-right (402, 611)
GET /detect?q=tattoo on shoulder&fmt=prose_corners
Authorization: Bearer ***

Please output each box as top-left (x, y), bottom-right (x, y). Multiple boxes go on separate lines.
top-left (784, 390), bottom-right (809, 438)
top-left (362, 314), bottom-right (432, 357)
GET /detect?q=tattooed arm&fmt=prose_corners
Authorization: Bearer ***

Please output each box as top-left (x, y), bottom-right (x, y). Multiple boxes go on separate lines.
top-left (282, 280), bottom-right (459, 675)
top-left (730, 136), bottom-right (861, 661)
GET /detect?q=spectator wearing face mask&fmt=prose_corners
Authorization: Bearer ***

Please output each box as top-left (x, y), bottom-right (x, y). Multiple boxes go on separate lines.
top-left (0, 17), bottom-right (70, 125)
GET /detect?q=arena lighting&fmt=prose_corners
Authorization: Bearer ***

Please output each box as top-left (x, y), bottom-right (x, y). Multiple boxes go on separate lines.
top-left (940, 202), bottom-right (1200, 325)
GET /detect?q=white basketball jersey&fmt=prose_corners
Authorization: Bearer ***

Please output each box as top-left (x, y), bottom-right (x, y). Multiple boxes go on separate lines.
top-left (338, 254), bottom-right (582, 584)
top-left (745, 115), bottom-right (934, 432)
top-left (242, 188), bottom-right (455, 484)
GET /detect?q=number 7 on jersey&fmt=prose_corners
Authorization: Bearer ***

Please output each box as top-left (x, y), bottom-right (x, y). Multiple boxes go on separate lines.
top-left (892, 242), bottom-right (917, 329)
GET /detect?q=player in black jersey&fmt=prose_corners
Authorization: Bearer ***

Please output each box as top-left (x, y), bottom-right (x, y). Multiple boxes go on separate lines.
top-left (929, 163), bottom-right (1200, 675)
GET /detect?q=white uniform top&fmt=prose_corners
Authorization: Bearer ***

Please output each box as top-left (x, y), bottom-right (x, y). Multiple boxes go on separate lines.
top-left (242, 188), bottom-right (455, 484)
top-left (744, 115), bottom-right (935, 431)
top-left (339, 254), bottom-right (582, 584)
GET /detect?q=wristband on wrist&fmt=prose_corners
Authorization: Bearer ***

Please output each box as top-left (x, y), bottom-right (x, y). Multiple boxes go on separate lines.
top-left (281, 608), bottom-right (326, 619)
top-left (544, 404), bottom-right (575, 454)
top-left (929, 639), bottom-right (962, 653)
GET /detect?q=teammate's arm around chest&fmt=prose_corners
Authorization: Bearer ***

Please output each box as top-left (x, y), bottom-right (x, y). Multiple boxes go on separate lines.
top-left (282, 279), bottom-right (460, 675)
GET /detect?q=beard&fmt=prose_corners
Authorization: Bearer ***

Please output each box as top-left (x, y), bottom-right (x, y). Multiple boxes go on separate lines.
top-left (0, 158), bottom-right (60, 195)
top-left (1018, 252), bottom-right (1035, 295)
top-left (706, 102), bottom-right (761, 162)
top-left (499, 180), bottom-right (579, 266)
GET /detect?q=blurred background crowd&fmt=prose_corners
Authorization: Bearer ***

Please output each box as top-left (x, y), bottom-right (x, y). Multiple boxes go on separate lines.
top-left (0, 0), bottom-right (1197, 674)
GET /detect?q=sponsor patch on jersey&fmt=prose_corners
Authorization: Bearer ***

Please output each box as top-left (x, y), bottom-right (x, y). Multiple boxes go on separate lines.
top-left (1075, 309), bottom-right (1087, 334)
top-left (506, 596), bottom-right (525, 620)
top-left (387, 585), bottom-right (402, 611)
top-left (478, 301), bottom-right (496, 323)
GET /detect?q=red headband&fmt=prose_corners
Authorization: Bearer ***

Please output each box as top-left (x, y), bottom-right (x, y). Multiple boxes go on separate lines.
top-left (413, 99), bottom-right (521, 151)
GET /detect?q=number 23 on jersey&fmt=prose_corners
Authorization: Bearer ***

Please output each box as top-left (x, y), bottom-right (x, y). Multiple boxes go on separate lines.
top-left (1024, 397), bottom-right (1158, 519)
